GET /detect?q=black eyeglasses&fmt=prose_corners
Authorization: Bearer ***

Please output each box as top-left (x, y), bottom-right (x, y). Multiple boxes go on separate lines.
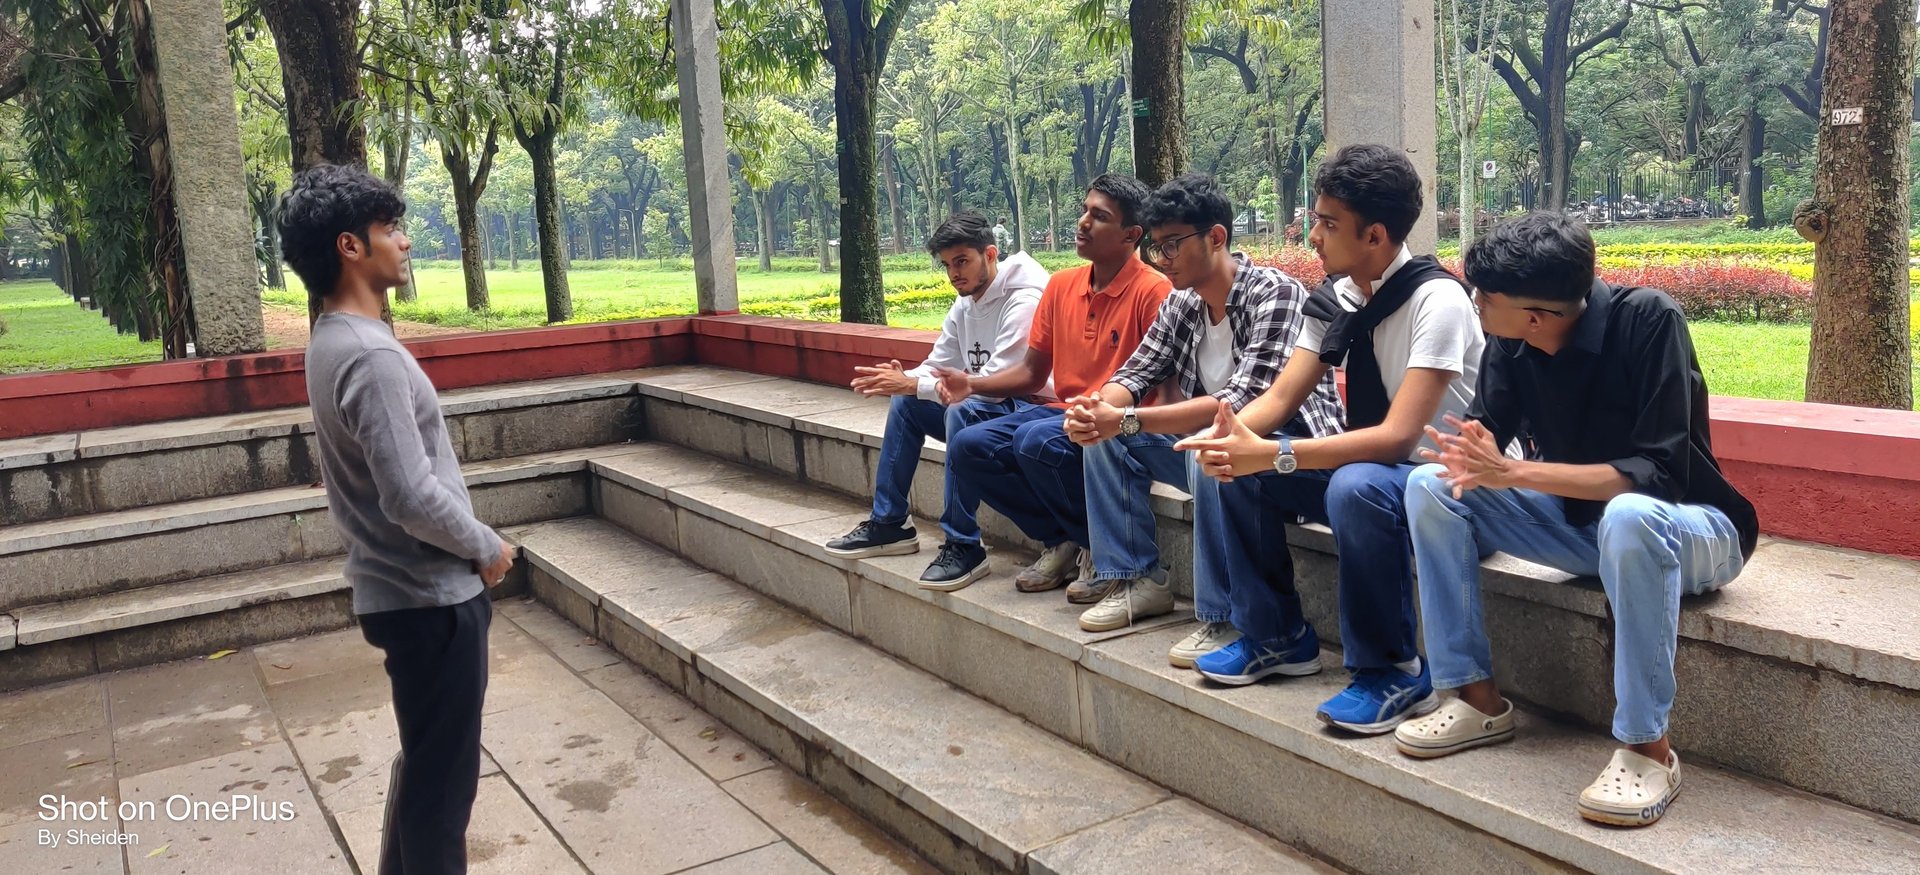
top-left (1142, 230), bottom-right (1206, 264)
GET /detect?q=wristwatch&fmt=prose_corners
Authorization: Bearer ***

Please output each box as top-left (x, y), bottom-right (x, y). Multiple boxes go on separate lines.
top-left (1120, 407), bottom-right (1141, 436)
top-left (1272, 434), bottom-right (1298, 474)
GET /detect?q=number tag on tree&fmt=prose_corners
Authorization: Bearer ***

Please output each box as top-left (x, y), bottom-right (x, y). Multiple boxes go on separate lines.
top-left (1830, 107), bottom-right (1864, 126)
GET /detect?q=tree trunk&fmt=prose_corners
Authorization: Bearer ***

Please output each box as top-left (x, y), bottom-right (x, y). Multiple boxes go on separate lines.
top-left (1128, 0), bottom-right (1188, 188)
top-left (506, 212), bottom-right (520, 271)
top-left (1457, 135), bottom-right (1480, 244)
top-left (124, 0), bottom-right (190, 358)
top-left (754, 188), bottom-right (774, 272)
top-left (882, 137), bottom-right (908, 254)
top-left (520, 130), bottom-right (572, 322)
top-left (1802, 0), bottom-right (1914, 409)
top-left (260, 0), bottom-right (366, 172)
top-left (1740, 108), bottom-right (1767, 229)
top-left (1047, 174), bottom-right (1061, 251)
top-left (821, 0), bottom-right (901, 325)
top-left (812, 178), bottom-right (832, 273)
top-left (1004, 111), bottom-right (1028, 252)
top-left (451, 181), bottom-right (490, 311)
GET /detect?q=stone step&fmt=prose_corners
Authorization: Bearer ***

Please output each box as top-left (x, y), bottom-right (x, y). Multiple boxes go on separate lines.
top-left (0, 558), bottom-right (357, 691)
top-left (631, 369), bottom-right (1920, 824)
top-left (508, 516), bottom-right (1337, 875)
top-left (0, 372), bottom-right (649, 527)
top-left (575, 440), bottom-right (1920, 872)
top-left (0, 445), bottom-right (628, 612)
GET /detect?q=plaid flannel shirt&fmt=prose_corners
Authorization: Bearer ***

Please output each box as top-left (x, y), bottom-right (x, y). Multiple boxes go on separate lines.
top-left (1108, 253), bottom-right (1346, 438)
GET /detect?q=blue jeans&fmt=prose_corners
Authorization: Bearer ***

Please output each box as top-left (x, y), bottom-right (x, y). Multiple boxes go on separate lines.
top-left (871, 395), bottom-right (1031, 544)
top-left (947, 406), bottom-right (1087, 548)
top-left (1202, 462), bottom-right (1421, 666)
top-left (1200, 469), bottom-right (1331, 638)
top-left (1405, 464), bottom-right (1746, 744)
top-left (1084, 433), bottom-right (1195, 581)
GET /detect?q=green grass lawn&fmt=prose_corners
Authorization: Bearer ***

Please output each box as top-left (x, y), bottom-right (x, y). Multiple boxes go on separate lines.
top-left (0, 280), bottom-right (160, 373)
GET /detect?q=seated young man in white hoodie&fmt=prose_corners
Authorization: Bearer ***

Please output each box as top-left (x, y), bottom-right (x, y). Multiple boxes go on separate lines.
top-left (825, 211), bottom-right (1052, 585)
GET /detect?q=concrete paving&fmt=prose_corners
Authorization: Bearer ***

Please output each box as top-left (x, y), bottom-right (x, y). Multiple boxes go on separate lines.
top-left (0, 600), bottom-right (935, 875)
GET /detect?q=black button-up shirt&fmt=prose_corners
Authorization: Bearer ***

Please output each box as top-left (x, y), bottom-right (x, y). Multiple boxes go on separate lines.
top-left (1468, 281), bottom-right (1760, 558)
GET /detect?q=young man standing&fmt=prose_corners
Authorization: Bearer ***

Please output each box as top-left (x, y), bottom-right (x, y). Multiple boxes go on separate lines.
top-left (823, 211), bottom-right (1051, 588)
top-left (936, 175), bottom-right (1172, 592)
top-left (280, 164), bottom-right (512, 875)
top-left (1177, 145), bottom-right (1484, 736)
top-left (1061, 173), bottom-right (1342, 638)
top-left (1396, 212), bottom-right (1757, 828)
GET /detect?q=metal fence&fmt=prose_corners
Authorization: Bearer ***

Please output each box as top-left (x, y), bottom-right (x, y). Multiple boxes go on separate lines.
top-left (1461, 165), bottom-right (1744, 225)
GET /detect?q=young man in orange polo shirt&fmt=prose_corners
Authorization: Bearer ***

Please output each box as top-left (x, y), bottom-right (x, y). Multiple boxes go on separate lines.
top-left (930, 174), bottom-right (1172, 590)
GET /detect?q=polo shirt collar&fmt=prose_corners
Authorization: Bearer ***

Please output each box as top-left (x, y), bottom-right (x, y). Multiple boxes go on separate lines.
top-left (1333, 245), bottom-right (1413, 309)
top-left (1090, 254), bottom-right (1149, 298)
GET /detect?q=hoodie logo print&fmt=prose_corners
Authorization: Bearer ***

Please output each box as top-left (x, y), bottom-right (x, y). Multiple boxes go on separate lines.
top-left (966, 342), bottom-right (990, 373)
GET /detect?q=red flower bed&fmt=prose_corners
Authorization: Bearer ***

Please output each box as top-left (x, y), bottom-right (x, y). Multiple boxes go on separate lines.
top-left (1248, 248), bottom-right (1810, 323)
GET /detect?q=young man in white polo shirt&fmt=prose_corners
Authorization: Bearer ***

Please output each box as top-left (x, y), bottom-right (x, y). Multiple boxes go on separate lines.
top-left (1179, 144), bottom-right (1486, 735)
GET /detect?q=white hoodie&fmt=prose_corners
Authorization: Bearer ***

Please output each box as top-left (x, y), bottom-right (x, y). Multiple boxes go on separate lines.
top-left (905, 251), bottom-right (1053, 403)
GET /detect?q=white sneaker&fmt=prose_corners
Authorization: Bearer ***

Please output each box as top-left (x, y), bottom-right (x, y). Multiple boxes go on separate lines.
top-left (1169, 622), bottom-right (1240, 669)
top-left (1078, 574), bottom-right (1175, 632)
top-left (1578, 749), bottom-right (1681, 827)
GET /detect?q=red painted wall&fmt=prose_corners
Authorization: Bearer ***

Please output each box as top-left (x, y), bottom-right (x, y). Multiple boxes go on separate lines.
top-left (0, 318), bottom-right (693, 439)
top-left (2, 314), bottom-right (1915, 558)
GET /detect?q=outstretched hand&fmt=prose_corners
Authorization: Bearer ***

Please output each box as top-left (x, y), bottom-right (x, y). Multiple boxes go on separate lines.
top-left (1173, 399), bottom-right (1270, 482)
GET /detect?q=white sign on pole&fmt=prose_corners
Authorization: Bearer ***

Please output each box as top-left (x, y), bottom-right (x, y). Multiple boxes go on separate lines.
top-left (1481, 160), bottom-right (1498, 179)
top-left (1832, 107), bottom-right (1865, 126)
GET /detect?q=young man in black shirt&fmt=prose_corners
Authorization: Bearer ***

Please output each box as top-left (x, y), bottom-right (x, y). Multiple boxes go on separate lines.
top-left (1396, 211), bottom-right (1759, 828)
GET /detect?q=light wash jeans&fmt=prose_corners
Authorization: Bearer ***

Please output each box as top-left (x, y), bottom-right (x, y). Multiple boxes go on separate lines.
top-left (1405, 464), bottom-right (1745, 744)
top-left (1083, 432), bottom-right (1194, 583)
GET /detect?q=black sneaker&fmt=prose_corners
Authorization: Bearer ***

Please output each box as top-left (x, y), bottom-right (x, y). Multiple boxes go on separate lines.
top-left (918, 541), bottom-right (989, 591)
top-left (824, 520), bottom-right (919, 559)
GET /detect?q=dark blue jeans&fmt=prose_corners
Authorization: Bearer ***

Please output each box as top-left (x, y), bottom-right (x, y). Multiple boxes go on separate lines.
top-left (1210, 462), bottom-right (1421, 668)
top-left (871, 395), bottom-right (1031, 544)
top-left (947, 406), bottom-right (1088, 548)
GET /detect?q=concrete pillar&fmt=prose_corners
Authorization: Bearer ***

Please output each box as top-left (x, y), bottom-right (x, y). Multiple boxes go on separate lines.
top-left (149, 0), bottom-right (265, 355)
top-left (672, 0), bottom-right (739, 315)
top-left (1321, 1), bottom-right (1439, 254)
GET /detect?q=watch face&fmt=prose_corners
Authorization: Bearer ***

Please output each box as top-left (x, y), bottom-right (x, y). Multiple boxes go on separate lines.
top-left (1121, 416), bottom-right (1140, 435)
top-left (1274, 454), bottom-right (1297, 474)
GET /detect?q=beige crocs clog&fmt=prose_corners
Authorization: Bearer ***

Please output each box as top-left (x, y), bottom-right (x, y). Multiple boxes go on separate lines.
top-left (1578, 749), bottom-right (1681, 827)
top-left (1393, 696), bottom-right (1515, 759)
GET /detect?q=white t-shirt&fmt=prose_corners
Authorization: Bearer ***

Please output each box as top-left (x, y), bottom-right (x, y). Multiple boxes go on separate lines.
top-left (1194, 310), bottom-right (1237, 396)
top-left (1296, 247), bottom-right (1484, 462)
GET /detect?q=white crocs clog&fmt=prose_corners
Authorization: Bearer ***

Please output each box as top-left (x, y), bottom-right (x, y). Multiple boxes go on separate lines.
top-left (1393, 696), bottom-right (1515, 759)
top-left (1578, 748), bottom-right (1681, 827)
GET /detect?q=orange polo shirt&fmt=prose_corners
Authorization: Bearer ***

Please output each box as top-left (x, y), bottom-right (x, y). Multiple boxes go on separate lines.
top-left (1028, 255), bottom-right (1172, 405)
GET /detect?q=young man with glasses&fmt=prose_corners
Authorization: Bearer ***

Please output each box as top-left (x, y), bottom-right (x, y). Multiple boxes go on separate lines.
top-left (1397, 211), bottom-right (1757, 827)
top-left (823, 211), bottom-right (1052, 583)
top-left (1177, 145), bottom-right (1484, 736)
top-left (935, 175), bottom-right (1172, 592)
top-left (1059, 173), bottom-right (1342, 638)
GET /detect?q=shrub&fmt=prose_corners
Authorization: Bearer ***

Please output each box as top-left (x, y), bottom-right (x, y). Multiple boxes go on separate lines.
top-left (1603, 261), bottom-right (1812, 322)
top-left (1249, 246), bottom-right (1811, 323)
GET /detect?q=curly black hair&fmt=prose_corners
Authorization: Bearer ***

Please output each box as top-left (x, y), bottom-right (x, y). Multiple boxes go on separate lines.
top-left (1463, 211), bottom-right (1596, 304)
top-left (277, 164), bottom-right (407, 301)
top-left (1144, 173), bottom-right (1234, 244)
top-left (1313, 144), bottom-right (1422, 244)
top-left (927, 210), bottom-right (995, 255)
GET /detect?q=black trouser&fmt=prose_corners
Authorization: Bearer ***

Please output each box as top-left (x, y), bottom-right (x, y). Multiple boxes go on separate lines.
top-left (360, 592), bottom-right (491, 875)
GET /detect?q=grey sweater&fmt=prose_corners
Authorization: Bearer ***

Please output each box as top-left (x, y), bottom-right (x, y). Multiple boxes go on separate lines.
top-left (305, 312), bottom-right (501, 614)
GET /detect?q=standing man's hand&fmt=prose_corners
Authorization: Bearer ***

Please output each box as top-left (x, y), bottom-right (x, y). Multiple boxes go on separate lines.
top-left (934, 367), bottom-right (974, 405)
top-left (850, 360), bottom-right (919, 397)
top-left (1062, 394), bottom-right (1124, 447)
top-left (477, 539), bottom-right (517, 588)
